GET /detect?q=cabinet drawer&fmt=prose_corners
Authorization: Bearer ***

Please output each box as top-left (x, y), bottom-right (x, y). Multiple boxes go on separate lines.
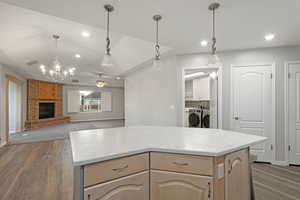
top-left (150, 152), bottom-right (213, 176)
top-left (84, 153), bottom-right (149, 187)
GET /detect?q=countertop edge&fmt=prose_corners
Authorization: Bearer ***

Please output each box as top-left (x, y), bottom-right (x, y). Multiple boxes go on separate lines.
top-left (72, 138), bottom-right (267, 166)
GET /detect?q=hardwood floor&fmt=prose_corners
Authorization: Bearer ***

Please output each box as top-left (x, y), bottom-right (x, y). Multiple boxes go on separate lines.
top-left (253, 163), bottom-right (300, 200)
top-left (0, 139), bottom-right (73, 200)
top-left (0, 140), bottom-right (300, 200)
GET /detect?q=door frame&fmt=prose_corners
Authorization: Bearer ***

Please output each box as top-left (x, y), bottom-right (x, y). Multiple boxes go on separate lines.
top-left (230, 63), bottom-right (276, 163)
top-left (284, 61), bottom-right (300, 165)
top-left (5, 74), bottom-right (24, 144)
top-left (181, 65), bottom-right (223, 129)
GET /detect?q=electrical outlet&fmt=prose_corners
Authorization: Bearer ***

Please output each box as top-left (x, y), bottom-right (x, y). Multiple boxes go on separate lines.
top-left (218, 163), bottom-right (224, 179)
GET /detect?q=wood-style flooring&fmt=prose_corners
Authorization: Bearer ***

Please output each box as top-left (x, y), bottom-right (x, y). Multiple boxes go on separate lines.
top-left (0, 140), bottom-right (73, 200)
top-left (253, 163), bottom-right (300, 200)
top-left (0, 139), bottom-right (300, 200)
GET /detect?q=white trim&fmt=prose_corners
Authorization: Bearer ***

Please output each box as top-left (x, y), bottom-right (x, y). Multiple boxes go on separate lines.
top-left (284, 61), bottom-right (290, 165)
top-left (230, 63), bottom-right (276, 164)
top-left (181, 65), bottom-right (223, 129)
top-left (284, 61), bottom-right (300, 165)
top-left (271, 160), bottom-right (289, 166)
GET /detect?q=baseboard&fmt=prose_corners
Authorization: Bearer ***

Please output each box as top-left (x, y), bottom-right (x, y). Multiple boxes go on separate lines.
top-left (272, 160), bottom-right (289, 166)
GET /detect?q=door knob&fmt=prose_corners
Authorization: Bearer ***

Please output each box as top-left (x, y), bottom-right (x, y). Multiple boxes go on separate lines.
top-left (234, 117), bottom-right (239, 120)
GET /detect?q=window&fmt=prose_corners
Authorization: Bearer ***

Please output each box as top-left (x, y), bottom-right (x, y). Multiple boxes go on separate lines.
top-left (67, 90), bottom-right (112, 113)
top-left (80, 91), bottom-right (102, 112)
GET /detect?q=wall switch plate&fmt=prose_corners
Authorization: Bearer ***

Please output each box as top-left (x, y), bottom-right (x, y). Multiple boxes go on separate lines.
top-left (218, 163), bottom-right (224, 179)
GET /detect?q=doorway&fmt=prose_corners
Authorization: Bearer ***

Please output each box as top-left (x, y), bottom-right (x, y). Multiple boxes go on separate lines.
top-left (6, 75), bottom-right (23, 137)
top-left (231, 63), bottom-right (275, 163)
top-left (285, 61), bottom-right (300, 165)
top-left (183, 67), bottom-right (222, 129)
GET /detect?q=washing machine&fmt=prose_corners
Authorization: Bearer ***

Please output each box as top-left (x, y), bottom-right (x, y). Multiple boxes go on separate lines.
top-left (188, 109), bottom-right (202, 127)
top-left (188, 109), bottom-right (210, 128)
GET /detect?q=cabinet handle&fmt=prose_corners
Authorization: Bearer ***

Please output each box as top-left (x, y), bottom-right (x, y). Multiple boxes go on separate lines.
top-left (112, 164), bottom-right (129, 172)
top-left (208, 182), bottom-right (211, 199)
top-left (228, 159), bottom-right (232, 174)
top-left (172, 161), bottom-right (189, 166)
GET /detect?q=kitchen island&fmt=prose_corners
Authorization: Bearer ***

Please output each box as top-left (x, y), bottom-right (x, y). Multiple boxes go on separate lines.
top-left (70, 126), bottom-right (266, 200)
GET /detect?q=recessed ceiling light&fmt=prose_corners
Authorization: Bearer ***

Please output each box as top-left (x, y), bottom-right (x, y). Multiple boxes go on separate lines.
top-left (40, 64), bottom-right (46, 70)
top-left (265, 33), bottom-right (275, 41)
top-left (81, 31), bottom-right (90, 38)
top-left (200, 40), bottom-right (208, 47)
top-left (75, 54), bottom-right (81, 58)
top-left (116, 76), bottom-right (121, 80)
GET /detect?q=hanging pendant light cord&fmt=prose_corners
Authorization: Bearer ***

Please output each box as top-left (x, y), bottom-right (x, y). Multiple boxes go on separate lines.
top-left (106, 10), bottom-right (111, 56)
top-left (212, 8), bottom-right (217, 55)
top-left (155, 19), bottom-right (160, 60)
top-left (53, 35), bottom-right (59, 61)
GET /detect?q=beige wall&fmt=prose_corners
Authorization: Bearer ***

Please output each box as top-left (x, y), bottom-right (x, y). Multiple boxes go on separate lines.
top-left (63, 85), bottom-right (125, 122)
top-left (0, 64), bottom-right (27, 144)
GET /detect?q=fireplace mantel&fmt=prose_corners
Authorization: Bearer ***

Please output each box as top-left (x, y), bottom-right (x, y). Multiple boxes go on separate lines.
top-left (25, 79), bottom-right (70, 130)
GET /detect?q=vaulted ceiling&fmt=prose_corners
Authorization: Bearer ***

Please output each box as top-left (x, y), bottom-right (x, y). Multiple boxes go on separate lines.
top-left (0, 0), bottom-right (300, 85)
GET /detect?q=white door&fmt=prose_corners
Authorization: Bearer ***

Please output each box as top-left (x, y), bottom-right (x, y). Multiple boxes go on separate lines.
top-left (231, 64), bottom-right (274, 162)
top-left (8, 80), bottom-right (22, 134)
top-left (287, 62), bottom-right (300, 165)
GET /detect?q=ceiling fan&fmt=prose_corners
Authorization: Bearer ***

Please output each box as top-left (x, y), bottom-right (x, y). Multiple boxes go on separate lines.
top-left (90, 72), bottom-right (122, 88)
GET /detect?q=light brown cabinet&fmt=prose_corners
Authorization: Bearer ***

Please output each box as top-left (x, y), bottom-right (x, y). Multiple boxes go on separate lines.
top-left (225, 149), bottom-right (250, 200)
top-left (84, 153), bottom-right (149, 187)
top-left (80, 149), bottom-right (251, 200)
top-left (150, 152), bottom-right (213, 176)
top-left (84, 171), bottom-right (149, 200)
top-left (151, 170), bottom-right (213, 200)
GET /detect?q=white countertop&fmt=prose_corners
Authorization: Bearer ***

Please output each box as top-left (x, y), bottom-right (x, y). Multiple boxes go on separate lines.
top-left (70, 126), bottom-right (266, 166)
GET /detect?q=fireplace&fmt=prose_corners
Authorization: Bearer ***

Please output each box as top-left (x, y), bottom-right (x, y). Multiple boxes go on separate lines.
top-left (39, 102), bottom-right (55, 119)
top-left (26, 79), bottom-right (70, 130)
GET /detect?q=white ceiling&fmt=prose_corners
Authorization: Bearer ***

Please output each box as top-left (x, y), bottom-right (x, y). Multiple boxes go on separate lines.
top-left (0, 2), bottom-right (170, 86)
top-left (1, 0), bottom-right (300, 85)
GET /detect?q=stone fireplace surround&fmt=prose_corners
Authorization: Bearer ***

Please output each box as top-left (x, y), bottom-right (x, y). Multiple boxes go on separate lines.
top-left (25, 79), bottom-right (70, 130)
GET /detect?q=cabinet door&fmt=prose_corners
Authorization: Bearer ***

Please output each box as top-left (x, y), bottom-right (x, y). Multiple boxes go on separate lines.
top-left (84, 171), bottom-right (149, 200)
top-left (151, 170), bottom-right (213, 200)
top-left (193, 77), bottom-right (210, 100)
top-left (225, 149), bottom-right (250, 200)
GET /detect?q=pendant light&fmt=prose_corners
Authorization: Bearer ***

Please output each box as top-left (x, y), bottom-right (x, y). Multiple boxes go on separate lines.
top-left (152, 15), bottom-right (162, 70)
top-left (207, 3), bottom-right (222, 68)
top-left (101, 4), bottom-right (114, 67)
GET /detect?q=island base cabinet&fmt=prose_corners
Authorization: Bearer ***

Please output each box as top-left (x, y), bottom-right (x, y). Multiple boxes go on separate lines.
top-left (150, 170), bottom-right (213, 200)
top-left (225, 149), bottom-right (250, 200)
top-left (84, 171), bottom-right (149, 200)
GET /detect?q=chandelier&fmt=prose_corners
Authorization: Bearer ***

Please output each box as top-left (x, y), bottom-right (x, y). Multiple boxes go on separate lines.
top-left (40, 34), bottom-right (76, 81)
